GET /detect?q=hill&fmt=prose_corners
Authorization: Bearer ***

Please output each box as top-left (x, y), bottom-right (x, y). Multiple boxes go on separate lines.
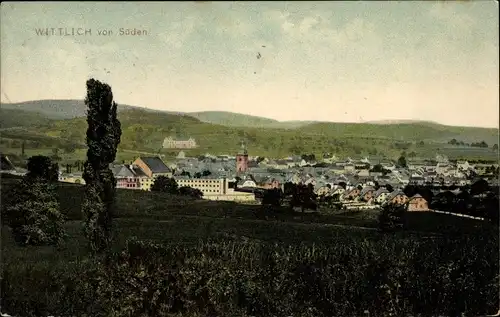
top-left (0, 108), bottom-right (54, 129)
top-left (0, 100), bottom-right (167, 120)
top-left (300, 121), bottom-right (499, 145)
top-left (1, 100), bottom-right (498, 161)
top-left (188, 111), bottom-right (315, 129)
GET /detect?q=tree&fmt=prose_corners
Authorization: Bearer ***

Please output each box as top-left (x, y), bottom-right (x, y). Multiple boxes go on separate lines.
top-left (338, 182), bottom-right (347, 189)
top-left (403, 185), bottom-right (418, 198)
top-left (470, 179), bottom-right (489, 196)
top-left (370, 164), bottom-right (386, 173)
top-left (493, 144), bottom-right (498, 150)
top-left (180, 170), bottom-right (191, 178)
top-left (262, 188), bottom-right (283, 208)
top-left (26, 155), bottom-right (59, 182)
top-left (283, 182), bottom-right (296, 196)
top-left (151, 176), bottom-right (179, 194)
top-left (385, 184), bottom-right (394, 192)
top-left (62, 142), bottom-right (78, 154)
top-left (290, 183), bottom-right (317, 212)
top-left (82, 78), bottom-right (122, 254)
top-left (4, 156), bottom-right (65, 246)
top-left (178, 186), bottom-right (203, 199)
top-left (397, 155), bottom-right (407, 168)
top-left (202, 169), bottom-right (211, 177)
top-left (301, 153), bottom-right (316, 162)
top-left (378, 203), bottom-right (405, 232)
top-left (51, 148), bottom-right (61, 162)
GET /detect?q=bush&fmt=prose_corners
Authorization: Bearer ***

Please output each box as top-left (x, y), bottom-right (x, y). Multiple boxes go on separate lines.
top-left (178, 186), bottom-right (203, 199)
top-left (3, 179), bottom-right (66, 246)
top-left (378, 203), bottom-right (404, 232)
top-left (151, 176), bottom-right (179, 194)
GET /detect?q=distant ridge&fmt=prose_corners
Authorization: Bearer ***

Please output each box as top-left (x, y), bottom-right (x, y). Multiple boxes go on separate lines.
top-left (367, 119), bottom-right (441, 125)
top-left (187, 111), bottom-right (316, 129)
top-left (1, 99), bottom-right (498, 160)
top-left (1, 99), bottom-right (498, 133)
top-left (0, 99), bottom-right (182, 120)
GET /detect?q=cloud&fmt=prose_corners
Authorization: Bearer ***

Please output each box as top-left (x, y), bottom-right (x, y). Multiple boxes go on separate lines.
top-left (269, 10), bottom-right (380, 50)
top-left (158, 16), bottom-right (197, 48)
top-left (298, 16), bottom-right (319, 34)
top-left (429, 2), bottom-right (476, 30)
top-left (215, 15), bottom-right (255, 38)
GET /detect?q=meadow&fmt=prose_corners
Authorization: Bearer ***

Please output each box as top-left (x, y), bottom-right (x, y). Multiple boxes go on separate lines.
top-left (1, 175), bottom-right (499, 316)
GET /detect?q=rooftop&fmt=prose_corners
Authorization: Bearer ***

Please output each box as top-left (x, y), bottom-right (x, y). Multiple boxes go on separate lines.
top-left (140, 157), bottom-right (171, 173)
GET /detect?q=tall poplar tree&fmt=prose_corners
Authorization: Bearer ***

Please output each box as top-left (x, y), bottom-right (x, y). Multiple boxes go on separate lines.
top-left (82, 79), bottom-right (122, 253)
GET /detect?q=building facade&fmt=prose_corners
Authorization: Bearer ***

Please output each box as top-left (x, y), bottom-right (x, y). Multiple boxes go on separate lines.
top-left (133, 156), bottom-right (173, 191)
top-left (162, 136), bottom-right (198, 149)
top-left (175, 176), bottom-right (256, 202)
top-left (236, 142), bottom-right (249, 173)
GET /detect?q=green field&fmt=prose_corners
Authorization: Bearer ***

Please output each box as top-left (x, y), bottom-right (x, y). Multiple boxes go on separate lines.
top-left (1, 175), bottom-right (499, 316)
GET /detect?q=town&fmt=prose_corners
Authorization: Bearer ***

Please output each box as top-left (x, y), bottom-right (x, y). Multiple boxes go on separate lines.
top-left (3, 136), bottom-right (498, 218)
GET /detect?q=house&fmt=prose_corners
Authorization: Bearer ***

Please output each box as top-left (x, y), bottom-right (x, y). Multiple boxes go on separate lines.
top-left (286, 174), bottom-right (302, 184)
top-left (0, 155), bottom-right (16, 171)
top-left (255, 176), bottom-right (281, 190)
top-left (407, 194), bottom-right (429, 212)
top-left (134, 157), bottom-right (172, 177)
top-left (315, 185), bottom-right (332, 196)
top-left (410, 175), bottom-right (425, 185)
top-left (344, 163), bottom-right (356, 173)
top-left (436, 163), bottom-right (451, 176)
top-left (111, 164), bottom-right (143, 189)
top-left (373, 188), bottom-right (390, 204)
top-left (238, 179), bottom-right (257, 188)
top-left (133, 157), bottom-right (172, 191)
top-left (380, 161), bottom-right (396, 170)
top-left (342, 187), bottom-right (360, 201)
top-left (58, 172), bottom-right (85, 185)
top-left (385, 191), bottom-right (409, 206)
top-left (357, 169), bottom-right (370, 177)
top-left (162, 136), bottom-right (197, 149)
top-left (359, 186), bottom-right (376, 202)
top-left (272, 159), bottom-right (290, 169)
top-left (331, 186), bottom-right (346, 196)
top-left (457, 160), bottom-right (471, 171)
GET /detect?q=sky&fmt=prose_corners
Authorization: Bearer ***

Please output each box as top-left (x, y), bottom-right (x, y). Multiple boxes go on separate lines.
top-left (1, 1), bottom-right (499, 128)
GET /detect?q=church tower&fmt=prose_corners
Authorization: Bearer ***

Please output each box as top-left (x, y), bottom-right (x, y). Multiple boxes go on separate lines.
top-left (236, 141), bottom-right (249, 173)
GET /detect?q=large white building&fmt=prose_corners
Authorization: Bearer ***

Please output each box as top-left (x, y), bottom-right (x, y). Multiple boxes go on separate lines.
top-left (162, 136), bottom-right (198, 149)
top-left (175, 176), bottom-right (255, 202)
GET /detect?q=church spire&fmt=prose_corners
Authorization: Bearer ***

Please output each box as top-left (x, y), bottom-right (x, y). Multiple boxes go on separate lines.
top-left (238, 140), bottom-right (248, 155)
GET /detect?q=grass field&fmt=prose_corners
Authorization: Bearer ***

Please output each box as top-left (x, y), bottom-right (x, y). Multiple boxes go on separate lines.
top-left (1, 175), bottom-right (499, 316)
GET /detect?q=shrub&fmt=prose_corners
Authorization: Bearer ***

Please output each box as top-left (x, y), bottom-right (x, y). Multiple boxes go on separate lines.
top-left (151, 176), bottom-right (179, 194)
top-left (378, 203), bottom-right (405, 232)
top-left (178, 186), bottom-right (203, 199)
top-left (3, 179), bottom-right (65, 246)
